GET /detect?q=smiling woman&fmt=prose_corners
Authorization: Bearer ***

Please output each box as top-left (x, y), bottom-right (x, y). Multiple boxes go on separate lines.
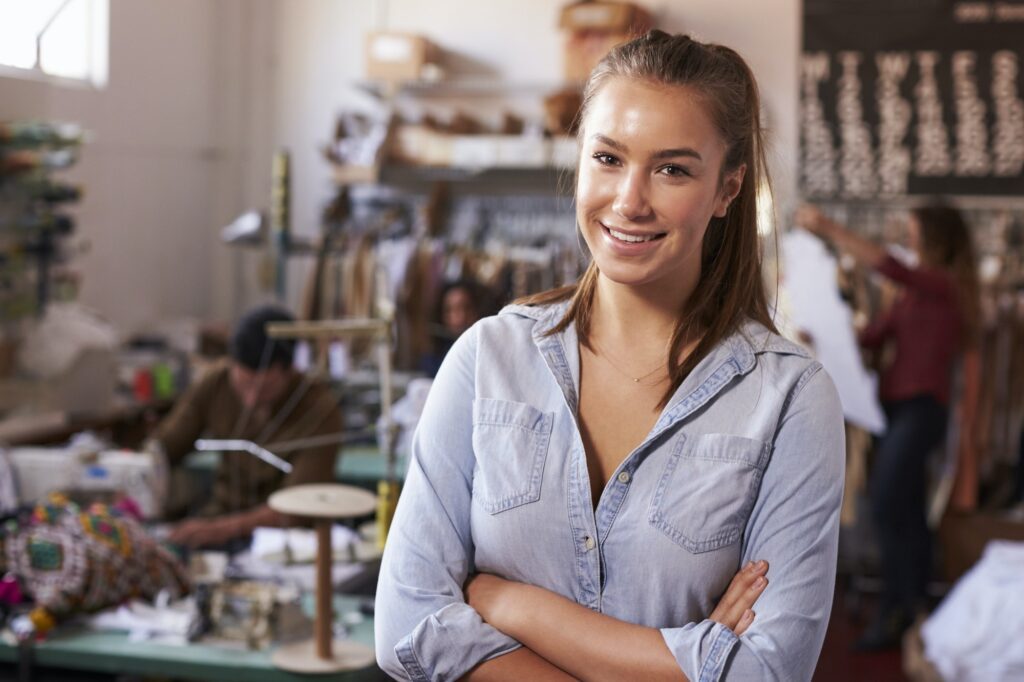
top-left (375, 31), bottom-right (845, 682)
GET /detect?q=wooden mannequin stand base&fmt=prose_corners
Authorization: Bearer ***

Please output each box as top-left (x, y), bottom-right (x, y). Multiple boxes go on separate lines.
top-left (268, 483), bottom-right (378, 673)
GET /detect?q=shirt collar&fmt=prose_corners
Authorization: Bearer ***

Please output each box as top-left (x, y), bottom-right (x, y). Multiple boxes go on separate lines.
top-left (499, 301), bottom-right (809, 428)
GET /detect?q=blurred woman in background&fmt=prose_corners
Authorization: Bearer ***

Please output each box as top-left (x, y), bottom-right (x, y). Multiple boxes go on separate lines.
top-left (798, 204), bottom-right (980, 650)
top-left (418, 278), bottom-right (490, 377)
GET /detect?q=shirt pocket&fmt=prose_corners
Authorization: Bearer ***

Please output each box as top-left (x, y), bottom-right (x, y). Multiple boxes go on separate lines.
top-left (648, 432), bottom-right (771, 554)
top-left (471, 398), bottom-right (553, 514)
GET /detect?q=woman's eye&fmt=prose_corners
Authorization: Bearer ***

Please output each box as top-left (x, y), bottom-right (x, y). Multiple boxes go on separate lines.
top-left (592, 153), bottom-right (619, 166)
top-left (661, 165), bottom-right (691, 178)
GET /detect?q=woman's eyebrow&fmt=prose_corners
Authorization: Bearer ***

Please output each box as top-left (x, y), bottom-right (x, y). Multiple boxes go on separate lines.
top-left (590, 134), bottom-right (702, 162)
top-left (652, 147), bottom-right (702, 161)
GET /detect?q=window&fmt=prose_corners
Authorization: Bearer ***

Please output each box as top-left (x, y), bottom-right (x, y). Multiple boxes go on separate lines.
top-left (0, 0), bottom-right (109, 87)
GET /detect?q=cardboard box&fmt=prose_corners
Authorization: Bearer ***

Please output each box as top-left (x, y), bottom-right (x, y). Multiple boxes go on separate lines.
top-left (559, 1), bottom-right (645, 31)
top-left (559, 2), bottom-right (653, 81)
top-left (365, 32), bottom-right (439, 82)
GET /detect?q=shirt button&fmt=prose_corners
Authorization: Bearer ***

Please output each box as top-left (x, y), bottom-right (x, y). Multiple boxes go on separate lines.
top-left (617, 471), bottom-right (631, 484)
top-left (584, 536), bottom-right (595, 550)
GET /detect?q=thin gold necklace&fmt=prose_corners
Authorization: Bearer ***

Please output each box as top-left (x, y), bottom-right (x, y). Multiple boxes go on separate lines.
top-left (587, 335), bottom-right (670, 385)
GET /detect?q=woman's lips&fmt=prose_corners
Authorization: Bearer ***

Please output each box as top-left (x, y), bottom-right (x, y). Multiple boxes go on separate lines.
top-left (600, 222), bottom-right (666, 254)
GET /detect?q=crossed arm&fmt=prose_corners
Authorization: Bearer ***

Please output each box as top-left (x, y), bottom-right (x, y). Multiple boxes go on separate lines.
top-left (461, 562), bottom-right (770, 682)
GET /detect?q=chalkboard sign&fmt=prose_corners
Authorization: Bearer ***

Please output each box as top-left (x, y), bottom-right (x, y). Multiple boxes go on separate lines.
top-left (801, 0), bottom-right (1024, 198)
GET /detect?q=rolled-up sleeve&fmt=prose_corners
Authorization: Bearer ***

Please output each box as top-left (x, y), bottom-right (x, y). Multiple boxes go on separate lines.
top-left (660, 365), bottom-right (845, 682)
top-left (375, 325), bottom-right (520, 681)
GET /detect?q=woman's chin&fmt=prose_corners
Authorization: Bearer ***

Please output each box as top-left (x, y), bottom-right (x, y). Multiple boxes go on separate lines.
top-left (595, 264), bottom-right (662, 290)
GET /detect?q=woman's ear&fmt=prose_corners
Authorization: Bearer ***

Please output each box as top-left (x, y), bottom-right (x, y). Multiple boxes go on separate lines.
top-left (713, 164), bottom-right (747, 218)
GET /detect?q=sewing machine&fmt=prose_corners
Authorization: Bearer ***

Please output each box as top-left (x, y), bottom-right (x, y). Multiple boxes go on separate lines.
top-left (3, 446), bottom-right (167, 518)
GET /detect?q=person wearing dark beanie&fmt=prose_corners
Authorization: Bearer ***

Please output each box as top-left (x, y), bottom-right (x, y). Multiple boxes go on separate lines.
top-left (229, 305), bottom-right (296, 371)
top-left (150, 304), bottom-right (342, 549)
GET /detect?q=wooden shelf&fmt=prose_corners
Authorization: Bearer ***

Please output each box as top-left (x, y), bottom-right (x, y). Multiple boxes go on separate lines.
top-left (330, 161), bottom-right (574, 194)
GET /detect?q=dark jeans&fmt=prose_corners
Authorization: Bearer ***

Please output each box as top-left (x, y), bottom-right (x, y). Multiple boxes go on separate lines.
top-left (871, 395), bottom-right (947, 615)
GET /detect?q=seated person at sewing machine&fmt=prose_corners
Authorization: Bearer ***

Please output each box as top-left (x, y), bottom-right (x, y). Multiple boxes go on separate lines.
top-left (150, 305), bottom-right (342, 549)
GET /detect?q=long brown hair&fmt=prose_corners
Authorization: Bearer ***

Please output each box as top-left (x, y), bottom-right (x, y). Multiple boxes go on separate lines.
top-left (519, 30), bottom-right (776, 408)
top-left (913, 205), bottom-right (981, 349)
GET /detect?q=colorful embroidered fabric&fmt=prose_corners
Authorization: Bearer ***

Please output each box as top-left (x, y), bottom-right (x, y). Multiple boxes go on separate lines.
top-left (1, 494), bottom-right (189, 631)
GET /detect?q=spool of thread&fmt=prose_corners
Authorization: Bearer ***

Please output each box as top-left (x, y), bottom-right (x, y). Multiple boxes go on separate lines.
top-left (152, 363), bottom-right (174, 400)
top-left (376, 479), bottom-right (399, 550)
top-left (133, 368), bottom-right (153, 403)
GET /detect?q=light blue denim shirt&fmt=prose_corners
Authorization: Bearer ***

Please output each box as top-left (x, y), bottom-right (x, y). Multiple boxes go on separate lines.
top-left (375, 300), bottom-right (845, 681)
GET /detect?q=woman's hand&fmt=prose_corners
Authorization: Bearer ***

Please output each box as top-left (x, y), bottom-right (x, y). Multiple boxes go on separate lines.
top-left (465, 573), bottom-right (518, 630)
top-left (795, 205), bottom-right (834, 241)
top-left (708, 560), bottom-right (770, 636)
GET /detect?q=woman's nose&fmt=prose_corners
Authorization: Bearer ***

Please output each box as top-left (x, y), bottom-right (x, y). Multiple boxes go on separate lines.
top-left (612, 170), bottom-right (652, 221)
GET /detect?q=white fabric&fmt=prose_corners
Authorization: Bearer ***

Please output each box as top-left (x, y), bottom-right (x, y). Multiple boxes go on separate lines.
top-left (921, 540), bottom-right (1024, 682)
top-left (250, 525), bottom-right (359, 563)
top-left (88, 594), bottom-right (194, 643)
top-left (780, 229), bottom-right (886, 434)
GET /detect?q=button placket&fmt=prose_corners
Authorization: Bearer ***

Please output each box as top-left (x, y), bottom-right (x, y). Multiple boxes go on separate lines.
top-left (568, 445), bottom-right (600, 607)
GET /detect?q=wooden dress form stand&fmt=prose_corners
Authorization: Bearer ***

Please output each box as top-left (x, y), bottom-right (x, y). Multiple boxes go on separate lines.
top-left (268, 483), bottom-right (377, 673)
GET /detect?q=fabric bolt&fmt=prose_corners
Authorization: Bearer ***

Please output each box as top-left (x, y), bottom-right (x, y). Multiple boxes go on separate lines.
top-left (375, 301), bottom-right (845, 682)
top-left (921, 540), bottom-right (1024, 682)
top-left (396, 241), bottom-right (444, 370)
top-left (1, 495), bottom-right (189, 627)
top-left (151, 360), bottom-right (341, 517)
top-left (376, 237), bottom-right (419, 308)
top-left (858, 256), bottom-right (962, 405)
top-left (341, 236), bottom-right (378, 359)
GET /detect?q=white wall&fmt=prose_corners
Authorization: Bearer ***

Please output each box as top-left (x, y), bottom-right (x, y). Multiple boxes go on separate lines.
top-left (0, 0), bottom-right (275, 331)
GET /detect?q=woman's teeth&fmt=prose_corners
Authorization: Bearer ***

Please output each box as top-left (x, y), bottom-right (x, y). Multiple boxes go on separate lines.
top-left (608, 227), bottom-right (662, 243)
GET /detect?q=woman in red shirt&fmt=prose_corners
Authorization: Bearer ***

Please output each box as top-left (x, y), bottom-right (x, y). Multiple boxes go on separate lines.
top-left (797, 204), bottom-right (980, 650)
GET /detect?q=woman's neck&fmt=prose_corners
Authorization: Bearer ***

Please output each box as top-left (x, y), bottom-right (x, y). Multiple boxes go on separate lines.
top-left (590, 275), bottom-right (688, 349)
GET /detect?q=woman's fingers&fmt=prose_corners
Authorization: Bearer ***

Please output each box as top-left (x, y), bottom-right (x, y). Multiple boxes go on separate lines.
top-left (708, 560), bottom-right (769, 632)
top-left (734, 609), bottom-right (755, 637)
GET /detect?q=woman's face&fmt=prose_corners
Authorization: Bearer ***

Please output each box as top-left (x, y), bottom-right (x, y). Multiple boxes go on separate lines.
top-left (575, 77), bottom-right (744, 295)
top-left (442, 286), bottom-right (477, 336)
